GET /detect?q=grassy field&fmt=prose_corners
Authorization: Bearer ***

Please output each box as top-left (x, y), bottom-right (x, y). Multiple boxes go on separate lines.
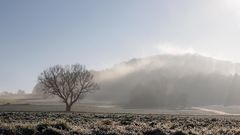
top-left (0, 103), bottom-right (222, 115)
top-left (2, 98), bottom-right (240, 134)
top-left (1, 112), bottom-right (240, 135)
top-left (0, 98), bottom-right (219, 114)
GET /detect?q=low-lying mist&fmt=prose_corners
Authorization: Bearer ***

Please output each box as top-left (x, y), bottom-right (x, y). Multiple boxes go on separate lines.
top-left (34, 54), bottom-right (240, 109)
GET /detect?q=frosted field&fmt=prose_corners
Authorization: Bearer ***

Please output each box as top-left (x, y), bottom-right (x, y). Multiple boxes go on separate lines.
top-left (1, 104), bottom-right (240, 134)
top-left (1, 101), bottom-right (240, 115)
top-left (1, 112), bottom-right (240, 135)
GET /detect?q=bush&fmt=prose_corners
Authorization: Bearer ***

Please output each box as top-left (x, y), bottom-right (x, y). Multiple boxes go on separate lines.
top-left (0, 127), bottom-right (14, 135)
top-left (144, 129), bottom-right (166, 135)
top-left (39, 128), bottom-right (63, 135)
top-left (51, 122), bottom-right (70, 131)
top-left (100, 119), bottom-right (113, 126)
top-left (36, 124), bottom-right (48, 133)
top-left (15, 126), bottom-right (35, 135)
top-left (172, 131), bottom-right (186, 135)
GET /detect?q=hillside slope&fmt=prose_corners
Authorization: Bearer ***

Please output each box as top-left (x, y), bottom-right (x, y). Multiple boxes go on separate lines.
top-left (88, 54), bottom-right (240, 108)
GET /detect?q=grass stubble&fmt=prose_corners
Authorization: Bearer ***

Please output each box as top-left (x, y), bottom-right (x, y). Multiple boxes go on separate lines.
top-left (0, 112), bottom-right (240, 135)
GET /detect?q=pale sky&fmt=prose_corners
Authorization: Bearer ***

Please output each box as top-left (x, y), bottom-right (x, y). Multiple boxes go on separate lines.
top-left (1, 0), bottom-right (240, 92)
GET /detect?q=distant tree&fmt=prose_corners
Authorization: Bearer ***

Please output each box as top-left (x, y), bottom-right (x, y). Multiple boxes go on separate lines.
top-left (32, 83), bottom-right (48, 99)
top-left (0, 91), bottom-right (13, 96)
top-left (17, 89), bottom-right (26, 95)
top-left (38, 64), bottom-right (99, 112)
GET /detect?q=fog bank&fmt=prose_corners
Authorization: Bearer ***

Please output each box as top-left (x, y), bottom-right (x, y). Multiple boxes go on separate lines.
top-left (88, 54), bottom-right (240, 108)
top-left (33, 54), bottom-right (240, 108)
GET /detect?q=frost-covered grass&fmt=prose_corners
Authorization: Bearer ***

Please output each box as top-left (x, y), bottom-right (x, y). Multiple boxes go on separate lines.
top-left (1, 112), bottom-right (240, 135)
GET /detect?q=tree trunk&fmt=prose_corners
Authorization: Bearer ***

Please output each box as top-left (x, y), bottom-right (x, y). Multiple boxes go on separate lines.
top-left (65, 104), bottom-right (72, 112)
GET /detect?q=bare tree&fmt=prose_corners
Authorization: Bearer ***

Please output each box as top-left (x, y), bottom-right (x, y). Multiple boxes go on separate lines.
top-left (38, 64), bottom-right (99, 112)
top-left (17, 89), bottom-right (26, 95)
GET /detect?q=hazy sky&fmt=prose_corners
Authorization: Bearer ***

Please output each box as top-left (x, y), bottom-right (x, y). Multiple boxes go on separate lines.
top-left (1, 0), bottom-right (240, 92)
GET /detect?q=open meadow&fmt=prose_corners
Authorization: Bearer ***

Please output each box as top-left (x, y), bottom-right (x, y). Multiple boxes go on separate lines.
top-left (1, 112), bottom-right (240, 135)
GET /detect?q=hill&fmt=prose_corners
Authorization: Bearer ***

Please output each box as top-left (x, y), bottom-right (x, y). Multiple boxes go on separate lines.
top-left (87, 54), bottom-right (240, 108)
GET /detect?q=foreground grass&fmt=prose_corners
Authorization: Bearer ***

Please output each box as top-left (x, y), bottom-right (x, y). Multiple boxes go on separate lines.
top-left (0, 112), bottom-right (240, 135)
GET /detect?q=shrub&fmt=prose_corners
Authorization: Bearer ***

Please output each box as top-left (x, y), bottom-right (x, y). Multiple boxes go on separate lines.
top-left (100, 119), bottom-right (113, 126)
top-left (36, 124), bottom-right (48, 133)
top-left (51, 122), bottom-right (70, 131)
top-left (144, 129), bottom-right (166, 135)
top-left (40, 128), bottom-right (63, 135)
top-left (15, 126), bottom-right (35, 135)
top-left (0, 127), bottom-right (14, 135)
top-left (172, 131), bottom-right (186, 135)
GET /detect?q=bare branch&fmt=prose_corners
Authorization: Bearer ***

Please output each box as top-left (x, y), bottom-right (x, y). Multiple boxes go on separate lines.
top-left (38, 64), bottom-right (99, 111)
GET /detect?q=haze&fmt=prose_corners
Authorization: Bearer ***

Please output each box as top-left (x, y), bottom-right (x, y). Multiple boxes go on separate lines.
top-left (1, 0), bottom-right (240, 96)
top-left (3, 2), bottom-right (240, 134)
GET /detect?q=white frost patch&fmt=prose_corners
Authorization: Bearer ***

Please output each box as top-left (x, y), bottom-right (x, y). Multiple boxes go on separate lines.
top-left (192, 107), bottom-right (233, 115)
top-left (97, 105), bottom-right (116, 108)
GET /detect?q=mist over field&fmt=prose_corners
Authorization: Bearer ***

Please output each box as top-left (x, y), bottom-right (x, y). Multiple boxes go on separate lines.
top-left (3, 0), bottom-right (240, 134)
top-left (30, 54), bottom-right (240, 110)
top-left (2, 0), bottom-right (240, 112)
top-left (86, 54), bottom-right (240, 108)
